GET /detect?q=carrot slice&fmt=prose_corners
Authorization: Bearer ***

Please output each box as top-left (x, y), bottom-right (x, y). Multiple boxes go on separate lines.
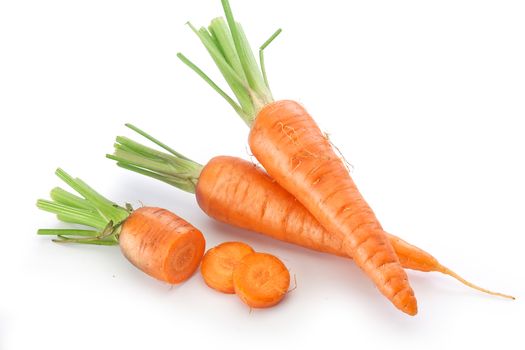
top-left (201, 241), bottom-right (254, 293)
top-left (233, 252), bottom-right (290, 308)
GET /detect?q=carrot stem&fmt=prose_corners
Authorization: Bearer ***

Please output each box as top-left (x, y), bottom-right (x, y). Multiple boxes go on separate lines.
top-left (179, 0), bottom-right (275, 124)
top-left (50, 187), bottom-right (95, 211)
top-left (107, 125), bottom-right (203, 193)
top-left (177, 52), bottom-right (248, 123)
top-left (188, 20), bottom-right (255, 118)
top-left (38, 229), bottom-right (99, 236)
top-left (125, 124), bottom-right (193, 161)
top-left (53, 236), bottom-right (118, 245)
top-left (259, 28), bottom-right (282, 90)
top-left (220, 0), bottom-right (270, 101)
top-left (36, 169), bottom-right (130, 245)
top-left (37, 199), bottom-right (108, 229)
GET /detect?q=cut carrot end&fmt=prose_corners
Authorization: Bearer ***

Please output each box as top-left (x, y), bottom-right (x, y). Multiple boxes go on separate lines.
top-left (164, 230), bottom-right (206, 284)
top-left (437, 265), bottom-right (515, 300)
top-left (233, 252), bottom-right (290, 308)
top-left (201, 241), bottom-right (255, 294)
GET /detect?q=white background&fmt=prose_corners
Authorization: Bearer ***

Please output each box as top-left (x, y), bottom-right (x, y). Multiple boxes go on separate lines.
top-left (1, 0), bottom-right (524, 349)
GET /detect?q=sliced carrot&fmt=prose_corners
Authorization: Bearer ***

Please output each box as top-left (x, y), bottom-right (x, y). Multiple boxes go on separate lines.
top-left (233, 252), bottom-right (290, 308)
top-left (201, 241), bottom-right (254, 293)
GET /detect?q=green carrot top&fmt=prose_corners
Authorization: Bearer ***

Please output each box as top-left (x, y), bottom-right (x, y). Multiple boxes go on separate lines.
top-left (36, 169), bottom-right (131, 245)
top-left (178, 0), bottom-right (281, 126)
top-left (107, 124), bottom-right (204, 194)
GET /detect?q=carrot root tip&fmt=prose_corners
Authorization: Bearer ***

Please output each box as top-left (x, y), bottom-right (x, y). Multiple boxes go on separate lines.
top-left (438, 265), bottom-right (515, 300)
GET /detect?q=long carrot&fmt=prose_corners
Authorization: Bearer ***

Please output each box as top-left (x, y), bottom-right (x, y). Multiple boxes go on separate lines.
top-left (37, 168), bottom-right (206, 284)
top-left (178, 0), bottom-right (415, 315)
top-left (107, 125), bottom-right (514, 300)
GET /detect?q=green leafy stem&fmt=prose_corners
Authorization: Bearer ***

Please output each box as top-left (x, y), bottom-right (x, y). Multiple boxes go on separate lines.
top-left (36, 169), bottom-right (131, 245)
top-left (107, 124), bottom-right (204, 194)
top-left (178, 0), bottom-right (282, 126)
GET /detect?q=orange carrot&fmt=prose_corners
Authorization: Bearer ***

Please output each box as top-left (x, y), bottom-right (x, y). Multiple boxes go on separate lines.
top-left (177, 0), bottom-right (417, 314)
top-left (37, 169), bottom-right (205, 284)
top-left (233, 252), bottom-right (290, 308)
top-left (119, 207), bottom-right (206, 284)
top-left (249, 101), bottom-right (417, 314)
top-left (110, 127), bottom-right (514, 300)
top-left (201, 241), bottom-right (254, 293)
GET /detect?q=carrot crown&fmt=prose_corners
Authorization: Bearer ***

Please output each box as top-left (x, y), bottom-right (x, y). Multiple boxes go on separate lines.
top-left (178, 0), bottom-right (280, 126)
top-left (36, 169), bottom-right (131, 245)
top-left (107, 124), bottom-right (204, 193)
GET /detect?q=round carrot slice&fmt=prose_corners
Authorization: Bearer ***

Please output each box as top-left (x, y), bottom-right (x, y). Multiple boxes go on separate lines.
top-left (201, 241), bottom-right (255, 293)
top-left (233, 252), bottom-right (290, 308)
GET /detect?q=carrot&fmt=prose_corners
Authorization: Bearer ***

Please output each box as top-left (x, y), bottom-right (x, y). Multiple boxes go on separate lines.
top-left (233, 252), bottom-right (290, 308)
top-left (177, 0), bottom-right (416, 314)
top-left (37, 168), bottom-right (205, 284)
top-left (201, 241), bottom-right (255, 293)
top-left (107, 125), bottom-right (514, 300)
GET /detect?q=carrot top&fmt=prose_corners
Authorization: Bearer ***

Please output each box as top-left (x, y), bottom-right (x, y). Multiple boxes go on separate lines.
top-left (178, 0), bottom-right (280, 125)
top-left (107, 124), bottom-right (204, 193)
top-left (36, 169), bottom-right (131, 245)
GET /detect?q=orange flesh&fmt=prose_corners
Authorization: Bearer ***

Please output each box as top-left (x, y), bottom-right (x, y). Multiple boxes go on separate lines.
top-left (201, 241), bottom-right (255, 293)
top-left (119, 207), bottom-right (206, 284)
top-left (233, 252), bottom-right (290, 308)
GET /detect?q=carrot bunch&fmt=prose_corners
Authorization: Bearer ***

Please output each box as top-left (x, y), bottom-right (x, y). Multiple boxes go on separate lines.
top-left (174, 0), bottom-right (514, 314)
top-left (36, 0), bottom-right (515, 316)
top-left (176, 0), bottom-right (417, 314)
top-left (108, 124), bottom-right (514, 305)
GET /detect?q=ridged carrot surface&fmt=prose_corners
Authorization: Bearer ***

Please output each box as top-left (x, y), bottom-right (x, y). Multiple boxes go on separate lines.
top-left (175, 0), bottom-right (421, 314)
top-left (249, 101), bottom-right (416, 314)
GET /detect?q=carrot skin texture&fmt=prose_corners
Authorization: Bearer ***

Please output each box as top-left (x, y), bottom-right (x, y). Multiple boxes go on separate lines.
top-left (248, 100), bottom-right (417, 315)
top-left (195, 156), bottom-right (513, 299)
top-left (119, 207), bottom-right (206, 284)
top-left (197, 156), bottom-right (347, 256)
top-left (197, 156), bottom-right (440, 272)
top-left (201, 241), bottom-right (255, 293)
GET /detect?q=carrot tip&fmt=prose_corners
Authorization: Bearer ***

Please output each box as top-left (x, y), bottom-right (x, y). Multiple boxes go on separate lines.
top-left (438, 265), bottom-right (515, 300)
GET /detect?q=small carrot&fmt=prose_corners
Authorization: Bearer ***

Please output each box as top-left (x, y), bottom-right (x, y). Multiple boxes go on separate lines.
top-left (201, 241), bottom-right (255, 293)
top-left (37, 168), bottom-right (206, 284)
top-left (233, 252), bottom-right (290, 308)
top-left (178, 0), bottom-right (417, 314)
top-left (107, 125), bottom-right (514, 300)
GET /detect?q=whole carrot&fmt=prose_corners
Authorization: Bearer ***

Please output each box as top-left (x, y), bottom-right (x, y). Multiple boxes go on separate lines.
top-left (107, 125), bottom-right (513, 300)
top-left (178, 0), bottom-right (415, 314)
top-left (37, 169), bottom-right (205, 284)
